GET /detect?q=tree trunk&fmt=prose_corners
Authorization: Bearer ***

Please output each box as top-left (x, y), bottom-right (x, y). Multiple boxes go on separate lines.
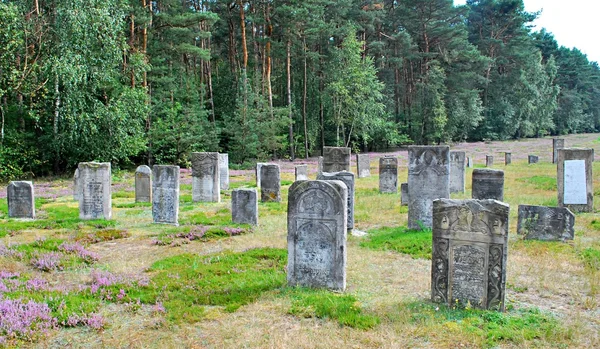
top-left (287, 38), bottom-right (295, 160)
top-left (302, 35), bottom-right (309, 158)
top-left (265, 3), bottom-right (274, 119)
top-left (53, 76), bottom-right (60, 173)
top-left (238, 0), bottom-right (248, 70)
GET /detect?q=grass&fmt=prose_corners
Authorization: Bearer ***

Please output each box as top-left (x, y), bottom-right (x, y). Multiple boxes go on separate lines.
top-left (72, 229), bottom-right (130, 244)
top-left (580, 247), bottom-right (600, 271)
top-left (518, 175), bottom-right (557, 191)
top-left (360, 226), bottom-right (432, 259)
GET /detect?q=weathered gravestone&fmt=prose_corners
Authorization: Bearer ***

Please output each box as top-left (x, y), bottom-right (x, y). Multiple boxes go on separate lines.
top-left (7, 181), bottom-right (35, 219)
top-left (505, 152), bottom-right (511, 165)
top-left (317, 157), bottom-right (324, 175)
top-left (219, 153), bottom-right (230, 190)
top-left (135, 165), bottom-right (152, 203)
top-left (356, 154), bottom-right (371, 178)
top-left (486, 155), bottom-right (494, 167)
top-left (472, 169), bottom-right (504, 201)
top-left (318, 171), bottom-right (355, 230)
top-left (408, 146), bottom-right (450, 229)
top-left (467, 157), bottom-right (473, 168)
top-left (295, 165), bottom-right (308, 181)
top-left (191, 152), bottom-right (220, 202)
top-left (73, 169), bottom-right (80, 201)
top-left (322, 147), bottom-right (351, 172)
top-left (431, 199), bottom-right (509, 311)
top-left (449, 151), bottom-right (466, 194)
top-left (78, 162), bottom-right (111, 220)
top-left (232, 188), bottom-right (258, 226)
top-left (260, 164), bottom-right (281, 202)
top-left (517, 205), bottom-right (574, 241)
top-left (256, 163), bottom-right (267, 189)
top-left (379, 156), bottom-right (398, 194)
top-left (287, 180), bottom-right (348, 291)
top-left (528, 155), bottom-right (539, 164)
top-left (553, 138), bottom-right (565, 164)
top-left (152, 165), bottom-right (179, 225)
top-left (401, 183), bottom-right (408, 206)
top-left (558, 148), bottom-right (593, 212)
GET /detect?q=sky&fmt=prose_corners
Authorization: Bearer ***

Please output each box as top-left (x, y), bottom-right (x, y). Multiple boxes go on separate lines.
top-left (454, 0), bottom-right (600, 63)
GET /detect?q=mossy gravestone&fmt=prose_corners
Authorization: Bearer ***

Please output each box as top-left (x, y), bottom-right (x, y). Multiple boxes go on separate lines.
top-left (191, 152), bottom-right (220, 203)
top-left (379, 156), bottom-right (398, 194)
top-left (232, 188), bottom-right (258, 226)
top-left (7, 181), bottom-right (35, 219)
top-left (260, 164), bottom-right (281, 202)
top-left (152, 165), bottom-right (179, 225)
top-left (517, 205), bottom-right (574, 241)
top-left (135, 165), bottom-right (152, 203)
top-left (78, 162), bottom-right (111, 220)
top-left (322, 146), bottom-right (351, 172)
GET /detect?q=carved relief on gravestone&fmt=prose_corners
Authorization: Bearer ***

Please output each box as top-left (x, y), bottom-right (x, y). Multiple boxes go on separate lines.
top-left (528, 155), bottom-right (539, 164)
top-left (78, 162), bottom-right (111, 220)
top-left (504, 152), bottom-right (511, 165)
top-left (318, 171), bottom-right (355, 230)
top-left (152, 165), bottom-right (180, 225)
top-left (135, 165), bottom-right (152, 203)
top-left (553, 138), bottom-right (564, 164)
top-left (7, 181), bottom-right (35, 219)
top-left (401, 183), bottom-right (408, 206)
top-left (322, 147), bottom-right (351, 172)
top-left (517, 205), bottom-right (574, 241)
top-left (232, 188), bottom-right (258, 226)
top-left (191, 152), bottom-right (220, 202)
top-left (486, 156), bottom-right (494, 167)
top-left (432, 199), bottom-right (509, 311)
top-left (357, 154), bottom-right (371, 178)
top-left (260, 164), bottom-right (281, 202)
top-left (557, 148), bottom-right (593, 213)
top-left (219, 153), bottom-right (230, 190)
top-left (379, 156), bottom-right (398, 194)
top-left (295, 165), bottom-right (309, 181)
top-left (287, 180), bottom-right (347, 291)
top-left (407, 146), bottom-right (450, 229)
top-left (472, 169), bottom-right (504, 201)
top-left (449, 151), bottom-right (466, 194)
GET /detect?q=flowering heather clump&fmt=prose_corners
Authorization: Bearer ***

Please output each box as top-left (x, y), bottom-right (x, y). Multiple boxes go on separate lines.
top-left (25, 278), bottom-right (48, 292)
top-left (0, 245), bottom-right (25, 260)
top-left (31, 252), bottom-right (63, 272)
top-left (64, 313), bottom-right (105, 330)
top-left (223, 227), bottom-right (247, 236)
top-left (0, 297), bottom-right (56, 342)
top-left (175, 226), bottom-right (208, 241)
top-left (58, 242), bottom-right (99, 263)
top-left (85, 313), bottom-right (105, 330)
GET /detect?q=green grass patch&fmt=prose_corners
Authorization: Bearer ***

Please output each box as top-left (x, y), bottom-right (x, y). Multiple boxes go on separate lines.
top-left (113, 202), bottom-right (152, 208)
top-left (580, 247), bottom-right (600, 271)
top-left (518, 175), bottom-right (556, 191)
top-left (590, 219), bottom-right (600, 231)
top-left (180, 209), bottom-right (231, 226)
top-left (73, 229), bottom-right (130, 244)
top-left (259, 201), bottom-right (286, 215)
top-left (112, 190), bottom-right (134, 199)
top-left (361, 227), bottom-right (432, 259)
top-left (281, 180), bottom-right (293, 186)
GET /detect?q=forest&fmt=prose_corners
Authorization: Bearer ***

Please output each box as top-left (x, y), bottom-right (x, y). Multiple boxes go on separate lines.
top-left (0, 0), bottom-right (599, 179)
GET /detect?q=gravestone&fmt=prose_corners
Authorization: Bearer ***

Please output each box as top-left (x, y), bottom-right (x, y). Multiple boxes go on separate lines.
top-left (528, 155), bottom-right (539, 164)
top-left (135, 165), bottom-right (152, 203)
top-left (73, 169), bottom-right (80, 201)
top-left (486, 155), bottom-right (494, 167)
top-left (317, 157), bottom-right (324, 175)
top-left (78, 162), bottom-right (111, 220)
top-left (357, 154), bottom-right (371, 178)
top-left (379, 156), bottom-right (398, 194)
top-left (517, 205), bottom-right (574, 241)
top-left (295, 165), bottom-right (309, 181)
top-left (256, 163), bottom-right (267, 189)
top-left (318, 171), bottom-right (355, 230)
top-left (467, 157), bottom-right (473, 168)
top-left (260, 164), bottom-right (281, 202)
top-left (152, 165), bottom-right (179, 225)
top-left (408, 146), bottom-right (450, 229)
top-left (191, 152), bottom-right (220, 202)
top-left (7, 181), bottom-right (35, 219)
top-left (219, 153), bottom-right (230, 190)
top-left (449, 151), bottom-right (466, 194)
top-left (472, 169), bottom-right (504, 201)
top-left (505, 152), bottom-right (511, 165)
top-left (287, 180), bottom-right (347, 291)
top-left (553, 138), bottom-right (564, 164)
top-left (401, 183), bottom-right (408, 206)
top-left (232, 188), bottom-right (258, 225)
top-left (322, 147), bottom-right (351, 172)
top-left (431, 199), bottom-right (509, 311)
top-left (558, 148), bottom-right (593, 212)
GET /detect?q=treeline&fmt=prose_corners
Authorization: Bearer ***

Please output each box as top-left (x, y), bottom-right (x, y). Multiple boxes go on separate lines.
top-left (1, 0), bottom-right (599, 179)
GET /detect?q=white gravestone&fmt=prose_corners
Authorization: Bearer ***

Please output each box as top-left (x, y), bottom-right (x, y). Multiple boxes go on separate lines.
top-left (563, 160), bottom-right (587, 205)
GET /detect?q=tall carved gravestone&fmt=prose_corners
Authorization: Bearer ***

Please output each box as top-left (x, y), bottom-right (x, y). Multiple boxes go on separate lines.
top-left (379, 156), bottom-right (398, 193)
top-left (73, 169), bottom-right (80, 201)
top-left (135, 165), bottom-right (152, 203)
top-left (408, 146), bottom-right (450, 229)
top-left (7, 181), bottom-right (35, 219)
top-left (232, 188), bottom-right (258, 225)
top-left (260, 164), bottom-right (281, 202)
top-left (78, 162), bottom-right (111, 220)
top-left (449, 151), bottom-right (466, 194)
top-left (152, 165), bottom-right (180, 225)
top-left (322, 147), bottom-right (351, 172)
top-left (528, 155), bottom-right (539, 164)
top-left (553, 138), bottom-right (565, 164)
top-left (472, 169), bottom-right (504, 201)
top-left (505, 152), bottom-right (511, 165)
top-left (517, 205), bottom-right (574, 241)
top-left (558, 148), bottom-right (593, 212)
top-left (400, 183), bottom-right (408, 206)
top-left (357, 154), bottom-right (371, 178)
top-left (486, 156), bottom-right (494, 167)
top-left (191, 152), bottom-right (220, 202)
top-left (318, 171), bottom-right (355, 230)
top-left (219, 153), bottom-right (230, 190)
top-left (431, 199), bottom-right (509, 311)
top-left (256, 163), bottom-right (267, 189)
top-left (295, 165), bottom-right (308, 181)
top-left (287, 180), bottom-right (348, 291)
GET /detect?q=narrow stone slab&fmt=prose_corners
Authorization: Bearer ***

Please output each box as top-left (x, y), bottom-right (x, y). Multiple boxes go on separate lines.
top-left (558, 148), bottom-right (593, 212)
top-left (517, 205), bottom-right (574, 241)
top-left (467, 157), bottom-right (473, 168)
top-left (472, 169), bottom-right (504, 201)
top-left (191, 152), bottom-right (220, 202)
top-left (357, 154), bottom-right (371, 178)
top-left (135, 165), bottom-right (152, 203)
top-left (528, 155), bottom-right (539, 164)
top-left (553, 138), bottom-right (564, 164)
top-left (295, 165), bottom-right (308, 181)
top-left (318, 171), bottom-right (355, 230)
top-left (7, 181), bottom-right (35, 219)
top-left (408, 146), bottom-right (450, 229)
top-left (379, 156), bottom-right (398, 194)
top-left (152, 165), bottom-right (180, 225)
top-left (232, 188), bottom-right (258, 226)
top-left (432, 199), bottom-right (509, 311)
top-left (317, 156), bottom-right (323, 175)
top-left (78, 162), bottom-right (111, 220)
top-left (260, 164), bottom-right (281, 202)
top-left (287, 180), bottom-right (347, 291)
top-left (256, 163), bottom-right (267, 189)
top-left (486, 155), bottom-right (494, 167)
top-left (322, 147), bottom-right (350, 172)
top-left (219, 153), bottom-right (230, 190)
top-left (73, 169), bottom-right (80, 201)
top-left (449, 151), bottom-right (466, 194)
top-left (401, 183), bottom-right (408, 206)
top-left (505, 152), bottom-right (511, 165)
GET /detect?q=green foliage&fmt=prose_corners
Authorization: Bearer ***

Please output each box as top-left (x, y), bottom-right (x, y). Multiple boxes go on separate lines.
top-left (361, 227), bottom-right (432, 259)
top-left (580, 248), bottom-right (600, 271)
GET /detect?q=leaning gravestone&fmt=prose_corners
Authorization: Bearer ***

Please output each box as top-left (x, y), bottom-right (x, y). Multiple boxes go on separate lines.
top-left (431, 199), bottom-right (509, 311)
top-left (191, 152), bottom-right (220, 202)
top-left (295, 165), bottom-right (308, 181)
top-left (408, 146), bottom-right (450, 229)
top-left (287, 180), bottom-right (348, 291)
top-left (219, 153), bottom-right (230, 190)
top-left (472, 169), bottom-right (504, 201)
top-left (322, 147), bottom-right (351, 172)
top-left (401, 183), bottom-right (409, 206)
top-left (135, 165), bottom-right (152, 203)
top-left (505, 152), bottom-right (511, 165)
top-left (357, 154), bottom-right (371, 178)
top-left (517, 205), bottom-right (574, 241)
top-left (449, 151), bottom-right (466, 194)
top-left (73, 169), bottom-right (80, 201)
top-left (553, 138), bottom-right (565, 164)
top-left (256, 163), bottom-right (267, 189)
top-left (318, 171), bottom-right (355, 230)
top-left (379, 156), bottom-right (398, 194)
top-left (486, 155), bottom-right (494, 167)
top-left (152, 165), bottom-right (179, 225)
top-left (232, 188), bottom-right (258, 226)
top-left (528, 155), bottom-right (539, 164)
top-left (78, 162), bottom-right (111, 220)
top-left (7, 181), bottom-right (35, 219)
top-left (558, 148), bottom-right (593, 212)
top-left (260, 164), bottom-right (281, 202)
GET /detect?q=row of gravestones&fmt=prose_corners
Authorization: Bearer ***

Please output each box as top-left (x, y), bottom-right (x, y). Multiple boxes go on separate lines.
top-left (482, 138), bottom-right (565, 167)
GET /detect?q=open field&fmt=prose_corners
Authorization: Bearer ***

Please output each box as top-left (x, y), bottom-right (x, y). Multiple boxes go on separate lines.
top-left (1, 134), bottom-right (600, 348)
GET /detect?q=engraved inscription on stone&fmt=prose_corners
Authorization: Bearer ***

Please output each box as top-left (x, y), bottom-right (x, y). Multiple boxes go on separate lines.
top-left (357, 154), bottom-right (371, 178)
top-left (379, 156), bottom-right (398, 194)
top-left (232, 188), bottom-right (258, 225)
top-left (517, 205), bottom-right (574, 241)
top-left (558, 148), bottom-right (593, 212)
top-left (135, 165), bottom-right (152, 202)
top-left (260, 164), bottom-right (281, 202)
top-left (322, 147), bottom-right (351, 172)
top-left (318, 171), bottom-right (355, 230)
top-left (450, 244), bottom-right (487, 307)
top-left (295, 165), bottom-right (309, 181)
top-left (219, 153), bottom-right (230, 190)
top-left (564, 160), bottom-right (587, 204)
top-left (152, 165), bottom-right (180, 225)
top-left (78, 162), bottom-right (111, 220)
top-left (191, 152), bottom-right (220, 202)
top-left (7, 181), bottom-right (35, 219)
top-left (449, 151), bottom-right (466, 193)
